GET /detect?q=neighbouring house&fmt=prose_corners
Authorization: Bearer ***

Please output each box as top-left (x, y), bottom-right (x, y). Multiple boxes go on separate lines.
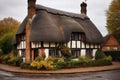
top-left (14, 0), bottom-right (103, 62)
top-left (102, 34), bottom-right (120, 51)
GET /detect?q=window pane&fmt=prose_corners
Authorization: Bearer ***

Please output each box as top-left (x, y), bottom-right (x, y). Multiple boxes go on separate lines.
top-left (71, 32), bottom-right (82, 41)
top-left (71, 33), bottom-right (75, 40)
top-left (49, 49), bottom-right (60, 57)
top-left (113, 47), bottom-right (118, 50)
top-left (106, 47), bottom-right (110, 51)
top-left (86, 49), bottom-right (93, 58)
top-left (72, 50), bottom-right (81, 58)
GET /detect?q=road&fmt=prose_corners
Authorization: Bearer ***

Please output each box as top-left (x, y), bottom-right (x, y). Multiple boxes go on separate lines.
top-left (0, 69), bottom-right (120, 80)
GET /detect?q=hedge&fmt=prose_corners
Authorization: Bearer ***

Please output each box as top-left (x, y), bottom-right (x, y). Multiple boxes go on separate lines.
top-left (104, 51), bottom-right (120, 61)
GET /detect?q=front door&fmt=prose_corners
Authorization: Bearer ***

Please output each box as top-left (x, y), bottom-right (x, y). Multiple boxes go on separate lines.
top-left (34, 49), bottom-right (38, 60)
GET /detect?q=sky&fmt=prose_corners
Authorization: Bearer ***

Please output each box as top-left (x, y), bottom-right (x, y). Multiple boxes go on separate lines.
top-left (0, 0), bottom-right (112, 36)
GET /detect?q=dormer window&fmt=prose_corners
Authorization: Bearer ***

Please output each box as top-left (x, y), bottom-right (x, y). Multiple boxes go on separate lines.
top-left (21, 35), bottom-right (25, 41)
top-left (71, 32), bottom-right (82, 41)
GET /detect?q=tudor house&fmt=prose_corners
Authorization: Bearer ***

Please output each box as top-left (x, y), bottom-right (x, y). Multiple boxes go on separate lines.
top-left (14, 0), bottom-right (103, 62)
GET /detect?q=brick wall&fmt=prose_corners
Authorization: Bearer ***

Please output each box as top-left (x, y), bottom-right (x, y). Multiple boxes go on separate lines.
top-left (102, 35), bottom-right (120, 51)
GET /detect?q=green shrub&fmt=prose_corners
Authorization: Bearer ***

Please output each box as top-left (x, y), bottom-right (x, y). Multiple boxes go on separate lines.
top-left (105, 55), bottom-right (112, 61)
top-left (78, 56), bottom-right (91, 63)
top-left (1, 55), bottom-right (10, 64)
top-left (104, 51), bottom-right (120, 61)
top-left (95, 59), bottom-right (112, 66)
top-left (67, 60), bottom-right (80, 68)
top-left (95, 50), bottom-right (106, 60)
top-left (86, 60), bottom-right (96, 66)
top-left (0, 49), bottom-right (3, 54)
top-left (0, 32), bottom-right (14, 54)
top-left (87, 56), bottom-right (112, 67)
top-left (8, 56), bottom-right (22, 66)
top-left (78, 56), bottom-right (112, 67)
top-left (20, 62), bottom-right (30, 69)
top-left (55, 58), bottom-right (66, 69)
top-left (35, 56), bottom-right (44, 61)
top-left (46, 57), bottom-right (54, 61)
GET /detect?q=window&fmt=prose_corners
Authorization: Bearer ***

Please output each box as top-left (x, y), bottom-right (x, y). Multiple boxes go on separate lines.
top-left (72, 50), bottom-right (81, 58)
top-left (50, 43), bottom-right (55, 47)
top-left (86, 49), bottom-right (93, 58)
top-left (70, 32), bottom-right (85, 49)
top-left (34, 49), bottom-right (38, 60)
top-left (71, 32), bottom-right (81, 41)
top-left (21, 50), bottom-right (26, 58)
top-left (49, 49), bottom-right (60, 57)
top-left (49, 48), bottom-right (62, 57)
top-left (21, 35), bottom-right (25, 41)
top-left (113, 47), bottom-right (118, 50)
top-left (106, 47), bottom-right (110, 51)
top-left (44, 42), bottom-right (49, 47)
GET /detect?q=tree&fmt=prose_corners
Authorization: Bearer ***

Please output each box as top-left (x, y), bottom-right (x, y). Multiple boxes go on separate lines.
top-left (0, 17), bottom-right (20, 54)
top-left (0, 32), bottom-right (14, 54)
top-left (0, 17), bottom-right (20, 38)
top-left (106, 0), bottom-right (120, 42)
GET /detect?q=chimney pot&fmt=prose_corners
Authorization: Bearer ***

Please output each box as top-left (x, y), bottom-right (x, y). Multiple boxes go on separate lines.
top-left (80, 2), bottom-right (87, 15)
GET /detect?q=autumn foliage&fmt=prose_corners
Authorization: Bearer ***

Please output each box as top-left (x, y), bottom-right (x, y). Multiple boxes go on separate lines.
top-left (106, 0), bottom-right (120, 42)
top-left (0, 17), bottom-right (20, 54)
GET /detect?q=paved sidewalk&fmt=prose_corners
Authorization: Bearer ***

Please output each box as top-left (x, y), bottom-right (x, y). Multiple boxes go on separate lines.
top-left (0, 62), bottom-right (120, 74)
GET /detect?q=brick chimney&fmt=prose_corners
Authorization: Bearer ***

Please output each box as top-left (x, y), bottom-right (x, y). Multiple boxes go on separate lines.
top-left (80, 2), bottom-right (87, 15)
top-left (28, 0), bottom-right (36, 18)
top-left (25, 0), bottom-right (36, 62)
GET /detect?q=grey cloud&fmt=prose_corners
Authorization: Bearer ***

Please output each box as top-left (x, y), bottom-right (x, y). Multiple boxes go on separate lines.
top-left (0, 0), bottom-right (26, 21)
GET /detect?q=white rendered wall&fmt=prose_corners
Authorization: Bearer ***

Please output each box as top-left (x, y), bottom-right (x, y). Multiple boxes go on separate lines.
top-left (45, 49), bottom-right (49, 60)
top-left (72, 41), bottom-right (76, 48)
top-left (18, 50), bottom-right (22, 57)
top-left (67, 42), bottom-right (71, 48)
top-left (81, 49), bottom-right (86, 56)
top-left (81, 42), bottom-right (85, 48)
top-left (44, 42), bottom-right (49, 47)
top-left (93, 49), bottom-right (97, 59)
top-left (77, 41), bottom-right (80, 48)
top-left (86, 44), bottom-right (89, 48)
top-left (31, 42), bottom-right (35, 48)
top-left (67, 41), bottom-right (86, 49)
top-left (50, 43), bottom-right (55, 47)
top-left (17, 41), bottom-right (26, 49)
top-left (91, 44), bottom-right (94, 48)
top-left (95, 44), bottom-right (98, 48)
top-left (31, 42), bottom-right (41, 48)
top-left (93, 49), bottom-right (97, 56)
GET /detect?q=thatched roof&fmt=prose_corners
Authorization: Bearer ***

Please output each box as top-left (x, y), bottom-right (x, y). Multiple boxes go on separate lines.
top-left (16, 17), bottom-right (27, 35)
top-left (16, 4), bottom-right (103, 44)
